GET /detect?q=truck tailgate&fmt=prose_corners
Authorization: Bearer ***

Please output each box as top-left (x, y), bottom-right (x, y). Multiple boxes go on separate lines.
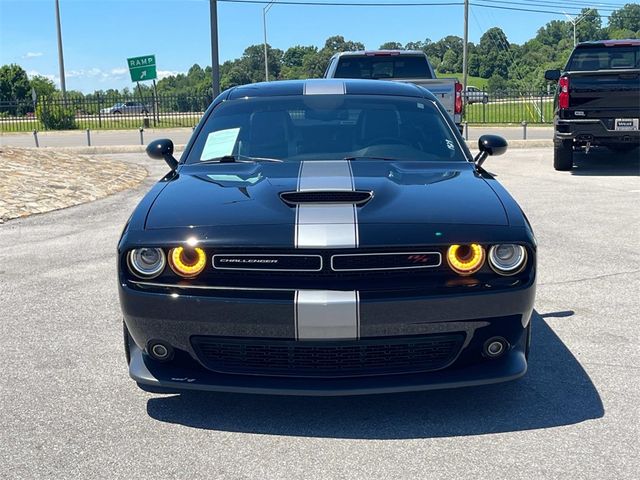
top-left (394, 78), bottom-right (458, 117)
top-left (568, 69), bottom-right (640, 116)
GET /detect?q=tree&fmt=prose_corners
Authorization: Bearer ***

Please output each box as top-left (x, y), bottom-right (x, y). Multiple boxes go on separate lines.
top-left (379, 42), bottom-right (403, 50)
top-left (575, 9), bottom-right (605, 43)
top-left (283, 45), bottom-right (318, 68)
top-left (608, 3), bottom-right (640, 32)
top-left (29, 75), bottom-right (57, 98)
top-left (322, 35), bottom-right (364, 54)
top-left (0, 64), bottom-right (30, 101)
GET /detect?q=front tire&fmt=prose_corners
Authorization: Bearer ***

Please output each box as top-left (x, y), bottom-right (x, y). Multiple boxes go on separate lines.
top-left (554, 140), bottom-right (573, 171)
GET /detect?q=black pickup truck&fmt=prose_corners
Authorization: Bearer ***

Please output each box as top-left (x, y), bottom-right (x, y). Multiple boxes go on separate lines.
top-left (545, 40), bottom-right (640, 170)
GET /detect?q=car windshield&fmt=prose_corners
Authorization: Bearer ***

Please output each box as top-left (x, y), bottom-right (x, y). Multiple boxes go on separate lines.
top-left (187, 95), bottom-right (465, 164)
top-left (334, 56), bottom-right (430, 79)
top-left (567, 46), bottom-right (640, 70)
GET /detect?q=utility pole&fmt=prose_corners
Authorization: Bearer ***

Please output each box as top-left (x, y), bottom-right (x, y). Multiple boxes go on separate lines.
top-left (263, 1), bottom-right (276, 82)
top-left (210, 0), bottom-right (220, 97)
top-left (462, 0), bottom-right (469, 92)
top-left (54, 0), bottom-right (66, 96)
top-left (563, 9), bottom-right (594, 47)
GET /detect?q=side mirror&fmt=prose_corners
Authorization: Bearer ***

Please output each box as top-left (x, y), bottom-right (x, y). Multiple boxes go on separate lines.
top-left (544, 69), bottom-right (561, 82)
top-left (474, 135), bottom-right (508, 168)
top-left (146, 138), bottom-right (178, 170)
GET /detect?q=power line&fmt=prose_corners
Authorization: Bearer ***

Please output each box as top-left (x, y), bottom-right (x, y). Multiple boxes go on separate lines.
top-left (216, 0), bottom-right (637, 18)
top-left (476, 0), bottom-right (619, 13)
top-left (219, 0), bottom-right (464, 6)
top-left (471, 1), bottom-right (632, 18)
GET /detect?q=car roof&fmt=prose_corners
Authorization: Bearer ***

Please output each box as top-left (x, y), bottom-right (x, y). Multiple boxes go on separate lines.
top-left (227, 79), bottom-right (435, 101)
top-left (576, 39), bottom-right (640, 48)
top-left (332, 50), bottom-right (427, 57)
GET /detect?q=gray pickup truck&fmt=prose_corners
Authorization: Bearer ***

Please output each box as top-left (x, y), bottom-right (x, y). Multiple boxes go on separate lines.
top-left (324, 50), bottom-right (463, 129)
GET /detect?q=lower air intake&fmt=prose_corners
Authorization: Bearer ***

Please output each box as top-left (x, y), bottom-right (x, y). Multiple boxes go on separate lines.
top-left (191, 334), bottom-right (465, 378)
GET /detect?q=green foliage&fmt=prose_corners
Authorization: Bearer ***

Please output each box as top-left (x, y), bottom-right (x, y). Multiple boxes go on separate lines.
top-left (379, 42), bottom-right (404, 50)
top-left (36, 94), bottom-right (76, 130)
top-left (608, 3), bottom-right (640, 32)
top-left (0, 64), bottom-right (30, 101)
top-left (29, 75), bottom-right (57, 98)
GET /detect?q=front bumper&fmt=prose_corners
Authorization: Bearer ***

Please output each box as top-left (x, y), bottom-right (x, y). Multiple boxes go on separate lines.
top-left (120, 281), bottom-right (535, 395)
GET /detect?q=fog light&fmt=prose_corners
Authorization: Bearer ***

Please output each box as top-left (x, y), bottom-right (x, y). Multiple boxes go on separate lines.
top-left (148, 341), bottom-right (174, 361)
top-left (447, 244), bottom-right (485, 275)
top-left (169, 246), bottom-right (206, 278)
top-left (483, 337), bottom-right (509, 359)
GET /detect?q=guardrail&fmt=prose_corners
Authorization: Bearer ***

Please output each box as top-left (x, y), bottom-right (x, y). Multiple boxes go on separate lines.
top-left (0, 90), bottom-right (555, 132)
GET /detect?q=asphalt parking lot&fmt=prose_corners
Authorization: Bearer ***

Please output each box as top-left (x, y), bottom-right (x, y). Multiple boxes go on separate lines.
top-left (1, 147), bottom-right (638, 479)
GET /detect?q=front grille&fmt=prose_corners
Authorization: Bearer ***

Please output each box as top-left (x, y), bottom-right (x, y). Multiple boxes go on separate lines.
top-left (280, 190), bottom-right (372, 205)
top-left (331, 252), bottom-right (442, 271)
top-left (213, 254), bottom-right (322, 272)
top-left (191, 334), bottom-right (465, 378)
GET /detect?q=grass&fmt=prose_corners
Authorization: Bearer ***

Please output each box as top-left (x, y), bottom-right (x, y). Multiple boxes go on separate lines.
top-left (464, 98), bottom-right (554, 124)
top-left (436, 72), bottom-right (489, 89)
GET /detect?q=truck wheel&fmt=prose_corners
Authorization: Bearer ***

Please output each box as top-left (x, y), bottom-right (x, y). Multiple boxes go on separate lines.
top-left (554, 141), bottom-right (573, 171)
top-left (123, 321), bottom-right (132, 365)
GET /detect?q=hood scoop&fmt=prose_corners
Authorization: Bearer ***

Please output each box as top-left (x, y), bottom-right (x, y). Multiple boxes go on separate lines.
top-left (280, 190), bottom-right (373, 206)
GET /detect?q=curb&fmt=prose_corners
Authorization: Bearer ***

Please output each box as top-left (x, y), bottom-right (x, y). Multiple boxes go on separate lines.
top-left (10, 140), bottom-right (552, 155)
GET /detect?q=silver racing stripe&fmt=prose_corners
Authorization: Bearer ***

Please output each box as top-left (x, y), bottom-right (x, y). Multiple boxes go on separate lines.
top-left (294, 160), bottom-right (360, 340)
top-left (295, 160), bottom-right (358, 249)
top-left (295, 290), bottom-right (359, 340)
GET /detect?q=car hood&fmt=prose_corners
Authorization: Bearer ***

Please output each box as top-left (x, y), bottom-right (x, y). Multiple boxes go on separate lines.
top-left (145, 160), bottom-right (508, 229)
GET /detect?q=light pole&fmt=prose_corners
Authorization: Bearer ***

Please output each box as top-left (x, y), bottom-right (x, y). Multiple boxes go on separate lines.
top-left (54, 0), bottom-right (66, 96)
top-left (263, 1), bottom-right (276, 82)
top-left (210, 0), bottom-right (220, 97)
top-left (563, 8), bottom-right (594, 47)
top-left (462, 0), bottom-right (469, 92)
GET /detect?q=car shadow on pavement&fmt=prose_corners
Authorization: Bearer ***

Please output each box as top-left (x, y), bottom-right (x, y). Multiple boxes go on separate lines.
top-left (146, 310), bottom-right (603, 439)
top-left (571, 148), bottom-right (639, 176)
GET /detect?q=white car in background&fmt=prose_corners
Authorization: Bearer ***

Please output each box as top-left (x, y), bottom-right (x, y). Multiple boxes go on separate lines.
top-left (100, 101), bottom-right (150, 115)
top-left (464, 86), bottom-right (489, 104)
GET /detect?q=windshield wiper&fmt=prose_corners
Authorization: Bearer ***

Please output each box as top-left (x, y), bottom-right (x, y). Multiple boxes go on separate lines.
top-left (200, 154), bottom-right (283, 164)
top-left (343, 156), bottom-right (401, 162)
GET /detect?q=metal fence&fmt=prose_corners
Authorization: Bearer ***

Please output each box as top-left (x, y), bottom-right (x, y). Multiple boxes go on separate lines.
top-left (0, 90), bottom-right (555, 132)
top-left (462, 90), bottom-right (555, 124)
top-left (0, 93), bottom-right (212, 132)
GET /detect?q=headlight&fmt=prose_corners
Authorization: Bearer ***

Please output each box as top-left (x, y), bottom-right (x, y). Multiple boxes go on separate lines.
top-left (447, 244), bottom-right (485, 275)
top-left (128, 248), bottom-right (166, 278)
top-left (169, 247), bottom-right (206, 278)
top-left (489, 244), bottom-right (527, 275)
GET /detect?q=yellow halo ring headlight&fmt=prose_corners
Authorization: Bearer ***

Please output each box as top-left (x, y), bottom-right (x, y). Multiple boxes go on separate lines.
top-left (168, 246), bottom-right (206, 278)
top-left (447, 244), bottom-right (485, 275)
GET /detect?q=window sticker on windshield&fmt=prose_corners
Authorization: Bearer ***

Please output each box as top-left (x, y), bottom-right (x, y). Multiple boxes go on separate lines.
top-left (200, 128), bottom-right (240, 161)
top-left (417, 103), bottom-right (425, 109)
top-left (445, 139), bottom-right (455, 151)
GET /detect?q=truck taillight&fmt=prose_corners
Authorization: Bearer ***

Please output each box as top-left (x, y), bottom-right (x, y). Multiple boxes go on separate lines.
top-left (455, 82), bottom-right (463, 114)
top-left (558, 76), bottom-right (570, 110)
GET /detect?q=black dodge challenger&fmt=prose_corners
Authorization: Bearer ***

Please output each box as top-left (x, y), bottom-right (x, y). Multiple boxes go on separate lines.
top-left (118, 79), bottom-right (536, 395)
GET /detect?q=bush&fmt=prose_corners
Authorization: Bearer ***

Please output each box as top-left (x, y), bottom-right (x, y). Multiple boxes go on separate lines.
top-left (36, 99), bottom-right (76, 129)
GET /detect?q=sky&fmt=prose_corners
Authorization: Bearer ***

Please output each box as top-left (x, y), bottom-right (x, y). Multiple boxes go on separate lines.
top-left (0, 0), bottom-right (622, 92)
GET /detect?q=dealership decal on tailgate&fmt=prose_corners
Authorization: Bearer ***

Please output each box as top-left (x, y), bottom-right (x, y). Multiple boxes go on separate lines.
top-left (615, 118), bottom-right (639, 131)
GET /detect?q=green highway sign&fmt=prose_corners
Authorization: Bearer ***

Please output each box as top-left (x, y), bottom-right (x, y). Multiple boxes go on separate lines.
top-left (127, 55), bottom-right (157, 82)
